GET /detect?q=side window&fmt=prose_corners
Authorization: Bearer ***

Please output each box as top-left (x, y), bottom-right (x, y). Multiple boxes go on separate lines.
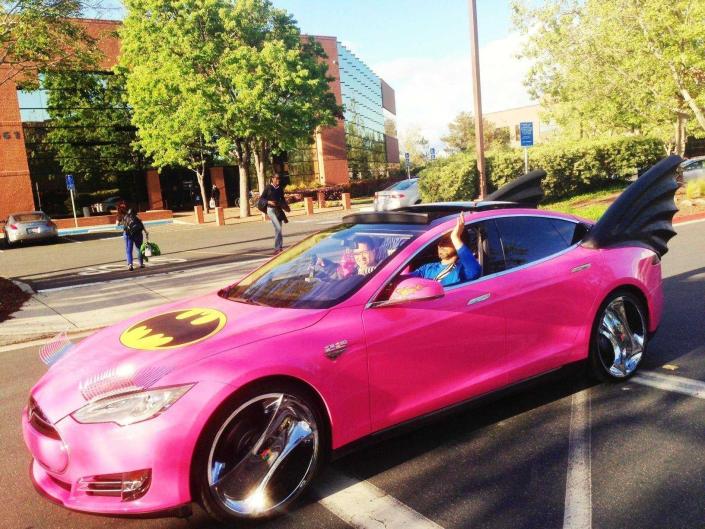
top-left (550, 218), bottom-right (588, 246)
top-left (495, 216), bottom-right (574, 270)
top-left (476, 220), bottom-right (505, 275)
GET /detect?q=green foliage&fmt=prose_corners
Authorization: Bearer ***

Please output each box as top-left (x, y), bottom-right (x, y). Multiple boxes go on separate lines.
top-left (0, 1), bottom-right (98, 86)
top-left (419, 136), bottom-right (663, 202)
top-left (513, 0), bottom-right (705, 151)
top-left (442, 111), bottom-right (511, 153)
top-left (119, 0), bottom-right (340, 214)
top-left (685, 179), bottom-right (705, 199)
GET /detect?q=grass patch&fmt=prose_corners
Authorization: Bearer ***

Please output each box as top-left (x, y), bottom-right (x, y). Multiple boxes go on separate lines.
top-left (540, 184), bottom-right (626, 221)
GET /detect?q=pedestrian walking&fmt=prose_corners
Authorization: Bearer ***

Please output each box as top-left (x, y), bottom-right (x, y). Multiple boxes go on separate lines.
top-left (210, 184), bottom-right (220, 208)
top-left (117, 208), bottom-right (149, 271)
top-left (258, 173), bottom-right (289, 254)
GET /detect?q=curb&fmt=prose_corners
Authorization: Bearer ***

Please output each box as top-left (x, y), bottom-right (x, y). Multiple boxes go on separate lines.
top-left (674, 212), bottom-right (705, 224)
top-left (58, 218), bottom-right (173, 236)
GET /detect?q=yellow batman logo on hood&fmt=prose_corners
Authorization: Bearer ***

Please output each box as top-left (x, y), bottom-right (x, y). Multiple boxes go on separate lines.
top-left (120, 308), bottom-right (227, 350)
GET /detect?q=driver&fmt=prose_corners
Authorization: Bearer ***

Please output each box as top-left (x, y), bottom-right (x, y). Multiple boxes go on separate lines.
top-left (410, 213), bottom-right (481, 286)
top-left (315, 236), bottom-right (381, 279)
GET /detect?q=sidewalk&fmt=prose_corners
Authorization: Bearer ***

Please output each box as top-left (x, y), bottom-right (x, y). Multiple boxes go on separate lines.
top-left (0, 258), bottom-right (263, 347)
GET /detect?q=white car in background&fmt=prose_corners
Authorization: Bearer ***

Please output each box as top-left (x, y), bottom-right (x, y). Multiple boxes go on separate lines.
top-left (680, 156), bottom-right (705, 183)
top-left (374, 178), bottom-right (421, 211)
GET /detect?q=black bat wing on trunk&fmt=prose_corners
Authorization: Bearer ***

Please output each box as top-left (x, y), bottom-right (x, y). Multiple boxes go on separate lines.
top-left (582, 155), bottom-right (681, 257)
top-left (487, 169), bottom-right (547, 207)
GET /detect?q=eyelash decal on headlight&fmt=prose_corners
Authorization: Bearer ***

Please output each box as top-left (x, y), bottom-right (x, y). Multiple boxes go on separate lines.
top-left (39, 331), bottom-right (74, 366)
top-left (79, 365), bottom-right (172, 401)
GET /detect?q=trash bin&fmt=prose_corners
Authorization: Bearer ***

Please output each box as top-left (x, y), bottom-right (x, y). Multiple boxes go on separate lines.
top-left (82, 206), bottom-right (91, 217)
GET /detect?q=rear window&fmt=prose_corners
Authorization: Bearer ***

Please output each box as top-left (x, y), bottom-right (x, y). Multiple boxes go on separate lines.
top-left (14, 213), bottom-right (46, 222)
top-left (385, 180), bottom-right (417, 191)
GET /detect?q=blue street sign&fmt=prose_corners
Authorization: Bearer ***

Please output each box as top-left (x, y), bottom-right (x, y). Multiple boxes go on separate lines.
top-left (430, 147), bottom-right (436, 160)
top-left (65, 174), bottom-right (75, 191)
top-left (404, 152), bottom-right (410, 162)
top-left (520, 122), bottom-right (534, 147)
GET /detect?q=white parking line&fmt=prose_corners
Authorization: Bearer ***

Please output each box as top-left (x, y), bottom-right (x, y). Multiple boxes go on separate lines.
top-left (632, 371), bottom-right (705, 399)
top-left (563, 389), bottom-right (592, 529)
top-left (317, 470), bottom-right (445, 529)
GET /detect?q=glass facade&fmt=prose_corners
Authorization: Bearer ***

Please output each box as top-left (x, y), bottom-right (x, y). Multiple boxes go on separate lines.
top-left (337, 42), bottom-right (388, 179)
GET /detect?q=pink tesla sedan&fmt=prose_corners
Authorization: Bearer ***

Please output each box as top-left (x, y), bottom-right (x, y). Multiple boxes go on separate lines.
top-left (23, 156), bottom-right (681, 523)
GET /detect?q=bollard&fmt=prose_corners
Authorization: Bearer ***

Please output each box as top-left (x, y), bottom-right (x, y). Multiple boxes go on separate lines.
top-left (304, 196), bottom-right (314, 216)
top-left (215, 206), bottom-right (225, 226)
top-left (317, 191), bottom-right (325, 209)
top-left (194, 205), bottom-right (204, 224)
top-left (342, 192), bottom-right (352, 210)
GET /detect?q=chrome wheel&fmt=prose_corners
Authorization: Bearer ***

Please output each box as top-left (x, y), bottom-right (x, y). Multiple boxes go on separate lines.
top-left (206, 392), bottom-right (320, 518)
top-left (595, 295), bottom-right (646, 378)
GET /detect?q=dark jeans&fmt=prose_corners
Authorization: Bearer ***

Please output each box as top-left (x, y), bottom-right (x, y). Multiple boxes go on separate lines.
top-left (124, 232), bottom-right (144, 266)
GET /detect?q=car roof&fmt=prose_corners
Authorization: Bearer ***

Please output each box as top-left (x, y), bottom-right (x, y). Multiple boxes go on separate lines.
top-left (681, 156), bottom-right (705, 166)
top-left (343, 201), bottom-right (541, 226)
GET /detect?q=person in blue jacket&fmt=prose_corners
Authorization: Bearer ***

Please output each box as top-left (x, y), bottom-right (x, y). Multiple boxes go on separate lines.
top-left (410, 213), bottom-right (481, 286)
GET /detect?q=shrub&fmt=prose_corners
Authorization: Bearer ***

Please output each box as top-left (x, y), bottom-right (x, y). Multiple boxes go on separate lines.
top-left (419, 136), bottom-right (664, 202)
top-left (685, 179), bottom-right (705, 199)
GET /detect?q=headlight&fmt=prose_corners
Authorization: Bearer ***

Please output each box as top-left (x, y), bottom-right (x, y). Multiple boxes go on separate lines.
top-left (72, 384), bottom-right (194, 426)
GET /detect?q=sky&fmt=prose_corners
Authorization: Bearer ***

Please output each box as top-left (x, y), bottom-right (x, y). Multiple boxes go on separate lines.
top-left (94, 1), bottom-right (535, 151)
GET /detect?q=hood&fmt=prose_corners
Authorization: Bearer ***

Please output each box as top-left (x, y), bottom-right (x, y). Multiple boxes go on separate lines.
top-left (32, 293), bottom-right (328, 423)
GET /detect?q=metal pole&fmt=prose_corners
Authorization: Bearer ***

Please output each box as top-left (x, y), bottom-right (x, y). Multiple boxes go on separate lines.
top-left (35, 181), bottom-right (42, 211)
top-left (468, 0), bottom-right (487, 198)
top-left (70, 188), bottom-right (78, 227)
top-left (406, 160), bottom-right (411, 179)
top-left (524, 147), bottom-right (529, 174)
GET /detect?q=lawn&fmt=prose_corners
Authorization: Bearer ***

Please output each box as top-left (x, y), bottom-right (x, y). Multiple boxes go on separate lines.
top-left (539, 185), bottom-right (626, 221)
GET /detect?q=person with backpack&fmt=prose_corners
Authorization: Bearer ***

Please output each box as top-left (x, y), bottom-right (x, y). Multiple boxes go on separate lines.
top-left (117, 208), bottom-right (149, 271)
top-left (258, 173), bottom-right (289, 254)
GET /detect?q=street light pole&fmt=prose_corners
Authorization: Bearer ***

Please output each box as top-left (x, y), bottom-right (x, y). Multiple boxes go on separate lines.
top-left (468, 0), bottom-right (487, 199)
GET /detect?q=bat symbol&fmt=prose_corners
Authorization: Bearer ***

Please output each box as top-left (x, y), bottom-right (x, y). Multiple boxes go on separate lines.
top-left (120, 308), bottom-right (227, 350)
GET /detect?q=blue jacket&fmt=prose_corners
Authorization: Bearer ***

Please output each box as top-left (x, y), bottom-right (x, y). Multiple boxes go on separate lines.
top-left (410, 244), bottom-right (481, 286)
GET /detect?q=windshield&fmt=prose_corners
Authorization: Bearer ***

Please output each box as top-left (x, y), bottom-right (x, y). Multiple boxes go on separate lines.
top-left (225, 223), bottom-right (426, 308)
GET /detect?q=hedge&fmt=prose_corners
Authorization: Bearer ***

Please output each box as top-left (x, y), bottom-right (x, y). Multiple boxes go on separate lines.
top-left (419, 136), bottom-right (664, 202)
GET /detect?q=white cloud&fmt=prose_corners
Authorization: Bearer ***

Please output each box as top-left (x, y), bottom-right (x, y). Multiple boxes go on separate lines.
top-left (373, 32), bottom-right (535, 153)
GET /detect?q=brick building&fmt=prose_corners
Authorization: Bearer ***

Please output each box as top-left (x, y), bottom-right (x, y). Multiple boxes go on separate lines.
top-left (0, 19), bottom-right (398, 219)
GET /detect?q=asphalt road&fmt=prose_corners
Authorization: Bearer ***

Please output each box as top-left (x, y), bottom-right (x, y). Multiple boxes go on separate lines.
top-left (2, 220), bottom-right (705, 529)
top-left (0, 209), bottom-right (352, 291)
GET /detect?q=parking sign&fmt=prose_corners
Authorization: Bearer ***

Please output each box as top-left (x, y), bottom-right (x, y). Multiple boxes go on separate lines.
top-left (519, 122), bottom-right (534, 147)
top-left (430, 147), bottom-right (436, 160)
top-left (65, 174), bottom-right (75, 191)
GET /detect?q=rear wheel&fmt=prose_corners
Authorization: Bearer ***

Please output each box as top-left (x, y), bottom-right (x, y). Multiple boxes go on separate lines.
top-left (194, 382), bottom-right (327, 523)
top-left (589, 290), bottom-right (647, 381)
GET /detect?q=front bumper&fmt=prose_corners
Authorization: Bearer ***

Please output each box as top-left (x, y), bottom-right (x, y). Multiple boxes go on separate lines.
top-left (22, 380), bottom-right (232, 516)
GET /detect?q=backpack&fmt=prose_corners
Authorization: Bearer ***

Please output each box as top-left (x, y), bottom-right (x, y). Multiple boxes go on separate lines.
top-left (124, 213), bottom-right (144, 237)
top-left (256, 188), bottom-right (269, 213)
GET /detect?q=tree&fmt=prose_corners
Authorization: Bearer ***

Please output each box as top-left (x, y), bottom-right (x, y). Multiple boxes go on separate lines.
top-left (119, 0), bottom-right (225, 214)
top-left (513, 0), bottom-right (705, 155)
top-left (0, 1), bottom-right (98, 87)
top-left (399, 126), bottom-right (430, 170)
top-left (441, 111), bottom-right (510, 154)
top-left (120, 0), bottom-right (339, 217)
top-left (214, 0), bottom-right (340, 215)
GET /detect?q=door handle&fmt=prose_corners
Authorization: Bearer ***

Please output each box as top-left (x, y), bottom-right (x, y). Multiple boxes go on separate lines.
top-left (467, 293), bottom-right (491, 305)
top-left (571, 263), bottom-right (591, 273)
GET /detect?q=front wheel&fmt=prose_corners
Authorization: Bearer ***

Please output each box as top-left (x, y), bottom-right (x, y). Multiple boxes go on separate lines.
top-left (194, 382), bottom-right (327, 523)
top-left (589, 290), bottom-right (648, 381)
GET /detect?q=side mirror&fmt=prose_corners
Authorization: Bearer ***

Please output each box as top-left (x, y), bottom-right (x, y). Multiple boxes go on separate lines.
top-left (379, 277), bottom-right (444, 306)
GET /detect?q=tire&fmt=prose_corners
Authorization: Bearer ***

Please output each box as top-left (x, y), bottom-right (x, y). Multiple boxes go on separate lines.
top-left (193, 381), bottom-right (328, 523)
top-left (2, 231), bottom-right (12, 249)
top-left (589, 290), bottom-right (648, 381)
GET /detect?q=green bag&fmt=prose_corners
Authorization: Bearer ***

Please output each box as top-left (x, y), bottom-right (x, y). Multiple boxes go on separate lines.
top-left (140, 241), bottom-right (161, 261)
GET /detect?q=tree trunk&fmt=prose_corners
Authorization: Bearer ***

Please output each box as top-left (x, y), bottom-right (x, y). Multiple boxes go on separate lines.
top-left (675, 113), bottom-right (687, 157)
top-left (196, 166), bottom-right (208, 215)
top-left (237, 140), bottom-right (251, 219)
top-left (253, 141), bottom-right (268, 193)
top-left (679, 87), bottom-right (705, 133)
